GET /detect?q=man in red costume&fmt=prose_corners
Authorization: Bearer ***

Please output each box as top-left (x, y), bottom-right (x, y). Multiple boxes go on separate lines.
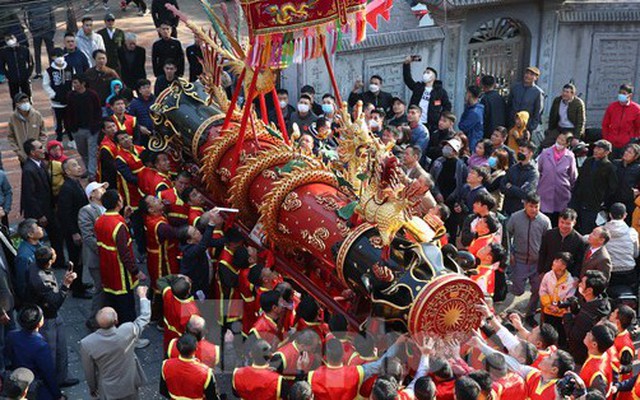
top-left (110, 96), bottom-right (140, 142)
top-left (157, 274), bottom-right (200, 351)
top-left (167, 315), bottom-right (219, 368)
top-left (579, 324), bottom-right (614, 396)
top-left (138, 151), bottom-right (172, 196)
top-left (159, 170), bottom-right (192, 226)
top-left (96, 118), bottom-right (119, 189)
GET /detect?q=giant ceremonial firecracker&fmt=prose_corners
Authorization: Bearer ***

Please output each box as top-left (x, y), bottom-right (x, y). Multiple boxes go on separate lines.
top-left (149, 0), bottom-right (485, 337)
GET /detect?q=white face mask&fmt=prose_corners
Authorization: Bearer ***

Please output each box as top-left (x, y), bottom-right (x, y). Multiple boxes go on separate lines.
top-left (279, 100), bottom-right (287, 109)
top-left (369, 84), bottom-right (380, 93)
top-left (6, 39), bottom-right (16, 47)
top-left (423, 71), bottom-right (434, 83)
top-left (555, 142), bottom-right (565, 150)
top-left (54, 57), bottom-right (65, 66)
top-left (369, 120), bottom-right (380, 129)
top-left (18, 102), bottom-right (31, 112)
top-left (297, 103), bottom-right (310, 114)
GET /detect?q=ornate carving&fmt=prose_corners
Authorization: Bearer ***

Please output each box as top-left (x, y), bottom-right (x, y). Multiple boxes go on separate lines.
top-left (314, 194), bottom-right (341, 211)
top-left (301, 227), bottom-right (330, 252)
top-left (282, 192), bottom-right (302, 212)
top-left (262, 169), bottom-right (279, 180)
top-left (369, 235), bottom-right (383, 249)
top-left (217, 168), bottom-right (232, 183)
top-left (277, 223), bottom-right (291, 235)
top-left (336, 218), bottom-right (350, 238)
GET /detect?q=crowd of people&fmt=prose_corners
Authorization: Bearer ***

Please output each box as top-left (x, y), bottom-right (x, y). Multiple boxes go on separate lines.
top-left (0, 1), bottom-right (639, 400)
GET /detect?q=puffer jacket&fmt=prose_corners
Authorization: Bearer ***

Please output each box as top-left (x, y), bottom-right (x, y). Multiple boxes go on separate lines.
top-left (604, 219), bottom-right (639, 272)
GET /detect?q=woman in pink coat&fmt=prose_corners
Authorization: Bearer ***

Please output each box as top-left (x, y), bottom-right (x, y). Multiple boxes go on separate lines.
top-left (537, 132), bottom-right (578, 226)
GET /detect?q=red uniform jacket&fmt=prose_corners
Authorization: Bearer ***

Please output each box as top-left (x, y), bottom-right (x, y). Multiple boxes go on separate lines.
top-left (232, 364), bottom-right (283, 400)
top-left (526, 370), bottom-right (558, 400)
top-left (167, 337), bottom-right (220, 368)
top-left (97, 136), bottom-right (117, 184)
top-left (159, 187), bottom-right (189, 226)
top-left (435, 379), bottom-right (455, 400)
top-left (161, 356), bottom-right (213, 399)
top-left (531, 345), bottom-right (557, 369)
top-left (308, 364), bottom-right (364, 400)
top-left (162, 286), bottom-right (200, 351)
top-left (613, 330), bottom-right (635, 400)
top-left (144, 214), bottom-right (179, 290)
top-left (188, 206), bottom-right (205, 226)
top-left (115, 145), bottom-right (144, 209)
top-left (492, 372), bottom-right (526, 399)
top-left (250, 314), bottom-right (282, 350)
top-left (348, 352), bottom-right (379, 398)
top-left (95, 211), bottom-right (138, 294)
top-left (111, 113), bottom-right (137, 137)
top-left (138, 167), bottom-right (171, 196)
top-left (579, 353), bottom-right (612, 395)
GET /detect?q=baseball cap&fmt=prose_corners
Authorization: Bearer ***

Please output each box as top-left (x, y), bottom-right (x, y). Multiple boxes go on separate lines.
top-left (442, 138), bottom-right (462, 153)
top-left (526, 66), bottom-right (540, 76)
top-left (391, 97), bottom-right (405, 105)
top-left (3, 368), bottom-right (34, 398)
top-left (105, 13), bottom-right (116, 21)
top-left (85, 181), bottom-right (109, 199)
top-left (593, 139), bottom-right (612, 152)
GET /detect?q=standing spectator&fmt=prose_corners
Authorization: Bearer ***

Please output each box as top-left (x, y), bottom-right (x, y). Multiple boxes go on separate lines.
top-left (2, 368), bottom-right (34, 400)
top-left (20, 139), bottom-right (65, 270)
top-left (450, 167), bottom-right (491, 238)
top-left (95, 189), bottom-right (147, 325)
top-left (604, 203), bottom-right (639, 287)
top-left (97, 13), bottom-right (125, 73)
top-left (387, 97), bottom-right (408, 127)
top-left (490, 126), bottom-right (516, 166)
top-left (289, 94), bottom-right (318, 135)
top-left (14, 219), bottom-right (42, 306)
top-left (129, 79), bottom-right (155, 146)
top-left (110, 96), bottom-right (140, 142)
top-left (78, 182), bottom-right (109, 330)
top-left (580, 227), bottom-right (613, 282)
top-left (28, 246), bottom-right (79, 388)
top-left (468, 139), bottom-right (491, 168)
top-left (500, 141), bottom-right (539, 216)
top-left (85, 49), bottom-right (120, 107)
top-left (151, 0), bottom-right (180, 38)
top-left (537, 132), bottom-right (578, 225)
top-left (539, 252), bottom-right (577, 347)
top-left (272, 89), bottom-right (296, 124)
top-left (404, 105), bottom-right (429, 154)
top-left (7, 93), bottom-right (46, 164)
top-left (300, 85), bottom-right (324, 116)
top-left (486, 148), bottom-right (509, 211)
top-left (546, 83), bottom-right (586, 143)
top-left (0, 34), bottom-right (33, 108)
top-left (153, 59), bottom-right (178, 96)
top-left (118, 33), bottom-right (146, 89)
top-left (57, 158), bottom-right (91, 299)
top-left (152, 22), bottom-right (184, 78)
top-left (0, 171), bottom-right (12, 233)
top-left (80, 286), bottom-right (150, 400)
top-left (43, 48), bottom-right (75, 143)
top-left (480, 75), bottom-right (506, 139)
top-left (538, 208), bottom-right (586, 278)
top-left (458, 85), bottom-right (485, 151)
top-left (65, 75), bottom-right (102, 179)
top-left (185, 34), bottom-right (203, 82)
top-left (97, 119), bottom-right (119, 188)
top-left (572, 139), bottom-right (618, 234)
top-left (368, 109), bottom-right (385, 136)
top-left (563, 270), bottom-right (610, 365)
top-left (611, 144), bottom-right (640, 222)
top-left (506, 66), bottom-right (544, 136)
top-left (430, 138), bottom-right (468, 204)
top-left (602, 84), bottom-right (640, 158)
top-left (425, 112), bottom-right (456, 162)
top-left (507, 111), bottom-right (530, 152)
top-left (63, 33), bottom-right (90, 74)
top-left (76, 17), bottom-right (106, 68)
top-left (403, 56), bottom-right (451, 134)
top-left (348, 75), bottom-right (394, 113)
top-left (7, 305), bottom-right (63, 400)
top-left (24, 2), bottom-right (55, 80)
top-left (506, 193), bottom-right (551, 326)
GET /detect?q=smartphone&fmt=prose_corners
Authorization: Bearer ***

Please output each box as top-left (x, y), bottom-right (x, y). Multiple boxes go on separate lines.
top-left (67, 261), bottom-right (74, 272)
top-left (411, 55), bottom-right (422, 62)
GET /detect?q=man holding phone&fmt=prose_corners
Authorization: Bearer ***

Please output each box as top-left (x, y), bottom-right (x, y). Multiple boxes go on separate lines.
top-left (348, 74), bottom-right (394, 114)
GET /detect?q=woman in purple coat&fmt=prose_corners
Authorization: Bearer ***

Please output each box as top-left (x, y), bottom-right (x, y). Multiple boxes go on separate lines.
top-left (537, 132), bottom-right (578, 226)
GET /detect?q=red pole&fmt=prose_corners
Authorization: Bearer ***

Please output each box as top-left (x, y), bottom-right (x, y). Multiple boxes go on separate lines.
top-left (258, 93), bottom-right (269, 124)
top-left (321, 38), bottom-right (343, 105)
top-left (271, 88), bottom-right (290, 144)
top-left (220, 68), bottom-right (246, 134)
top-left (229, 62), bottom-right (262, 176)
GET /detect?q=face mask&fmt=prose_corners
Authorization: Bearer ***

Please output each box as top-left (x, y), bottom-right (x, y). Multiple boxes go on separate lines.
top-left (18, 102), bottom-right (31, 112)
top-left (517, 152), bottom-right (526, 162)
top-left (442, 146), bottom-right (454, 158)
top-left (369, 120), bottom-right (380, 130)
top-left (5, 39), bottom-right (16, 47)
top-left (555, 142), bottom-right (566, 151)
top-left (54, 57), bottom-right (65, 65)
top-left (618, 94), bottom-right (629, 103)
top-left (369, 84), bottom-right (380, 93)
top-left (423, 72), bottom-right (434, 83)
top-left (488, 156), bottom-right (498, 168)
top-left (279, 100), bottom-right (287, 109)
top-left (322, 103), bottom-right (334, 115)
top-left (297, 103), bottom-right (310, 113)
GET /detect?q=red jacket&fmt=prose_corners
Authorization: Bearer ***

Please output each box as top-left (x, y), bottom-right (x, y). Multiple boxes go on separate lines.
top-left (602, 100), bottom-right (640, 148)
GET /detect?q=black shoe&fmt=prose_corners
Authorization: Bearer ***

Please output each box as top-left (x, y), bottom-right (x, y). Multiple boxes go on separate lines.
top-left (60, 378), bottom-right (79, 387)
top-left (72, 291), bottom-right (93, 299)
top-left (33, 74), bottom-right (42, 80)
top-left (83, 283), bottom-right (94, 290)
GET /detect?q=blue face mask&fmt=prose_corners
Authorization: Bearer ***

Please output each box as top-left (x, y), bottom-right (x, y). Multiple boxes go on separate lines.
top-left (619, 93), bottom-right (629, 103)
top-left (488, 156), bottom-right (498, 168)
top-left (322, 104), bottom-right (334, 115)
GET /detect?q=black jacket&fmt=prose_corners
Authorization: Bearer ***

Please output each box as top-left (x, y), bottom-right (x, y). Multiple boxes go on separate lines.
top-left (0, 46), bottom-right (33, 83)
top-left (563, 295), bottom-right (611, 365)
top-left (403, 63), bottom-right (451, 133)
top-left (573, 157), bottom-right (618, 211)
top-left (186, 43), bottom-right (203, 82)
top-left (28, 267), bottom-right (68, 319)
top-left (611, 160), bottom-right (640, 207)
top-left (425, 128), bottom-right (455, 164)
top-left (57, 178), bottom-right (88, 238)
top-left (45, 64), bottom-right (74, 104)
top-left (179, 224), bottom-right (226, 295)
top-left (152, 0), bottom-right (179, 28)
top-left (500, 162), bottom-right (539, 215)
top-left (152, 38), bottom-right (185, 77)
top-left (537, 228), bottom-right (586, 276)
top-left (480, 90), bottom-right (506, 138)
top-left (348, 90), bottom-right (394, 113)
top-left (21, 159), bottom-right (53, 220)
top-left (118, 46), bottom-right (147, 89)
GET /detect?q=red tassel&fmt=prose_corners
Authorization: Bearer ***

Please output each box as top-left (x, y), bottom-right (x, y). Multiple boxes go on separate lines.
top-left (381, 245), bottom-right (390, 261)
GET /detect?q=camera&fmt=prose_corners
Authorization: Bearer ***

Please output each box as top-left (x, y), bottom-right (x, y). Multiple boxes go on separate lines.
top-left (557, 297), bottom-right (579, 312)
top-left (556, 375), bottom-right (586, 398)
